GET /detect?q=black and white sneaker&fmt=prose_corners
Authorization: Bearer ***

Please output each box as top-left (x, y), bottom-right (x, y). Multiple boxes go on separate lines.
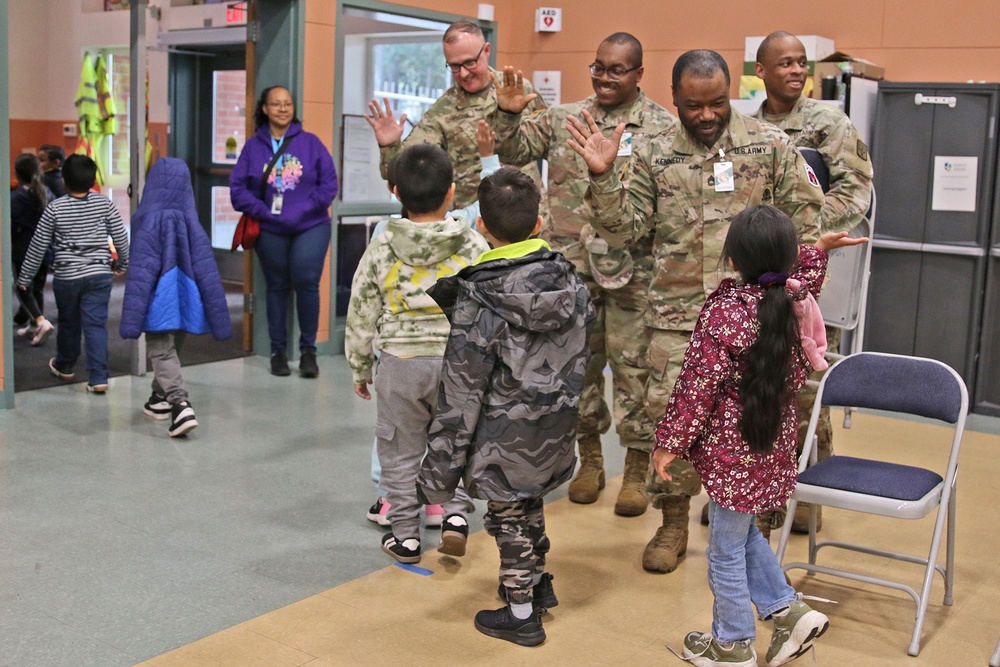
top-left (381, 532), bottom-right (420, 564)
top-left (168, 401), bottom-right (198, 438)
top-left (143, 393), bottom-right (171, 420)
top-left (438, 514), bottom-right (469, 557)
top-left (474, 606), bottom-right (545, 647)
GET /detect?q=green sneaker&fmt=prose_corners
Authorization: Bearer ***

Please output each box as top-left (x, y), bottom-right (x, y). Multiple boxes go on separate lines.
top-left (682, 631), bottom-right (757, 667)
top-left (766, 597), bottom-right (829, 666)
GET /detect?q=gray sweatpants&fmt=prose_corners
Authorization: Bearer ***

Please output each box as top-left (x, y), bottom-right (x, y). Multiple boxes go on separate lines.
top-left (147, 331), bottom-right (188, 405)
top-left (374, 352), bottom-right (473, 541)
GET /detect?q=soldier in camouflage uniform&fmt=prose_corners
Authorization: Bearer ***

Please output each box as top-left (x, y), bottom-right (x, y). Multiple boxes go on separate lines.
top-left (754, 31), bottom-right (874, 534)
top-left (493, 33), bottom-right (675, 516)
top-left (365, 19), bottom-right (546, 210)
top-left (567, 50), bottom-right (823, 573)
top-left (345, 145), bottom-right (488, 566)
top-left (417, 169), bottom-right (594, 647)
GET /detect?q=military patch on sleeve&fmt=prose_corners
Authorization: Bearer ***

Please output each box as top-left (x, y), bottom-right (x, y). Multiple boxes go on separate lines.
top-left (857, 139), bottom-right (869, 161)
top-left (804, 163), bottom-right (821, 188)
top-left (761, 185), bottom-right (773, 204)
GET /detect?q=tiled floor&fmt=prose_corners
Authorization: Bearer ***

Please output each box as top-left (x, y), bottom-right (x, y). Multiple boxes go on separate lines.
top-left (2, 354), bottom-right (998, 666)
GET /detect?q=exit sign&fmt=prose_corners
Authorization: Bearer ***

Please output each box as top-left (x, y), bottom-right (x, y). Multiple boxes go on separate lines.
top-left (226, 2), bottom-right (247, 24)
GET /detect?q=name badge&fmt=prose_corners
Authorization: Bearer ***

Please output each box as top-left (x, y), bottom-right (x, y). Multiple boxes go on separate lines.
top-left (714, 161), bottom-right (734, 192)
top-left (618, 132), bottom-right (633, 157)
top-left (271, 193), bottom-right (284, 215)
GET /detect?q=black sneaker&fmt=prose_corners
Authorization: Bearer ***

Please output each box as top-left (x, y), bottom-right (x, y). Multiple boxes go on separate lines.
top-left (299, 350), bottom-right (319, 378)
top-left (474, 606), bottom-right (545, 647)
top-left (270, 351), bottom-right (291, 376)
top-left (169, 401), bottom-right (198, 438)
top-left (381, 532), bottom-right (421, 564)
top-left (498, 572), bottom-right (559, 612)
top-left (143, 393), bottom-right (171, 420)
top-left (48, 357), bottom-right (74, 381)
top-left (438, 514), bottom-right (468, 557)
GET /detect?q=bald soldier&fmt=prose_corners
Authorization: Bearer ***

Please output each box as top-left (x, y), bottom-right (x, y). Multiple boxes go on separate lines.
top-left (365, 19), bottom-right (546, 209)
top-left (753, 30), bottom-right (874, 534)
top-left (567, 50), bottom-right (823, 573)
top-left (492, 33), bottom-right (676, 516)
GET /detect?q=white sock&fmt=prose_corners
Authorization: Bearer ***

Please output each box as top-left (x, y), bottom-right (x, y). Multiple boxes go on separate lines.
top-left (510, 602), bottom-right (533, 620)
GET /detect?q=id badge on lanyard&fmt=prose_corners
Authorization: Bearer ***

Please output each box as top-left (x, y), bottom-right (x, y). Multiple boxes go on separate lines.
top-left (714, 148), bottom-right (734, 193)
top-left (270, 136), bottom-right (285, 215)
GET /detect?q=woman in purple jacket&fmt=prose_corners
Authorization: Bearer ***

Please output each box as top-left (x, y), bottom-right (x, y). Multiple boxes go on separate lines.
top-left (230, 85), bottom-right (338, 377)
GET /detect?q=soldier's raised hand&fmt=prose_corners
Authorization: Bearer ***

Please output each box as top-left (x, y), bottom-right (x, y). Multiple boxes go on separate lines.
top-left (496, 66), bottom-right (538, 114)
top-left (565, 109), bottom-right (625, 176)
top-left (364, 97), bottom-right (407, 147)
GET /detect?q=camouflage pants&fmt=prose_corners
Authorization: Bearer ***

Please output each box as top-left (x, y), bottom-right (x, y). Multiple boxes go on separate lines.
top-left (641, 328), bottom-right (702, 507)
top-left (553, 236), bottom-right (651, 449)
top-left (484, 498), bottom-right (547, 606)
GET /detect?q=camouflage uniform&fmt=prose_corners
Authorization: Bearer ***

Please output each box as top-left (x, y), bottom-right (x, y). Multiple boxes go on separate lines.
top-left (587, 108), bottom-right (824, 507)
top-left (417, 244), bottom-right (594, 603)
top-left (379, 68), bottom-right (547, 210)
top-left (755, 95), bottom-right (873, 464)
top-left (495, 91), bottom-right (675, 449)
top-left (346, 216), bottom-right (488, 540)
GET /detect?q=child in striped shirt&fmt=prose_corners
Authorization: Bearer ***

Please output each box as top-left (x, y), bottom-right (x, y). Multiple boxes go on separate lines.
top-left (17, 154), bottom-right (130, 393)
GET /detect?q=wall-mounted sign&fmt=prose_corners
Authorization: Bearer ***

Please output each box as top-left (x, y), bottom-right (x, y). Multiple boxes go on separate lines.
top-left (535, 7), bottom-right (562, 32)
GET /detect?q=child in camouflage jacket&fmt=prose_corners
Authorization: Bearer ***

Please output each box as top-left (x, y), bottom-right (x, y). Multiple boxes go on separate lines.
top-left (418, 168), bottom-right (594, 647)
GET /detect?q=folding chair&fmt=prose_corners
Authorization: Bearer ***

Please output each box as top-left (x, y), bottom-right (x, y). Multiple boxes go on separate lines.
top-left (775, 351), bottom-right (968, 656)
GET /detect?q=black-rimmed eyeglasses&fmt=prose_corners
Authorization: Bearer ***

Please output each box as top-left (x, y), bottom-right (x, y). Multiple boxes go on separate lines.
top-left (446, 43), bottom-right (486, 73)
top-left (589, 63), bottom-right (641, 80)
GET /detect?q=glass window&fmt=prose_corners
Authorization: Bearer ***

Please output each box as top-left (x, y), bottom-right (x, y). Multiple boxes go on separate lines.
top-left (213, 70), bottom-right (247, 164)
top-left (211, 186), bottom-right (241, 249)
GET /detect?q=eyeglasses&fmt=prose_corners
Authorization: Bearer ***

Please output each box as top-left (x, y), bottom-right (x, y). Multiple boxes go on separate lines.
top-left (589, 63), bottom-right (641, 80)
top-left (446, 42), bottom-right (486, 74)
top-left (266, 101), bottom-right (294, 109)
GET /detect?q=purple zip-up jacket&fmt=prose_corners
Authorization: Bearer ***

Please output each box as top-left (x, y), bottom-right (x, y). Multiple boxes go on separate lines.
top-left (229, 122), bottom-right (338, 236)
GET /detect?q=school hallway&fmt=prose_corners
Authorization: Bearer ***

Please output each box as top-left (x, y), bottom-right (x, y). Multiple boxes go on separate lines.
top-left (1, 354), bottom-right (999, 666)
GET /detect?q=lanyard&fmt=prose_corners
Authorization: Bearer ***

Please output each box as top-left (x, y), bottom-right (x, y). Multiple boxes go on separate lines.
top-left (270, 135), bottom-right (285, 190)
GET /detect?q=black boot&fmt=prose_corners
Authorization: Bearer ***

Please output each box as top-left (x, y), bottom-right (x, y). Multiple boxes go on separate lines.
top-left (270, 351), bottom-right (291, 376)
top-left (299, 350), bottom-right (319, 378)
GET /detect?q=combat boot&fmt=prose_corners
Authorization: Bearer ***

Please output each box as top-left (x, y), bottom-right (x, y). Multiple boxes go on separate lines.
top-left (642, 495), bottom-right (690, 573)
top-left (614, 448), bottom-right (650, 516)
top-left (568, 434), bottom-right (604, 504)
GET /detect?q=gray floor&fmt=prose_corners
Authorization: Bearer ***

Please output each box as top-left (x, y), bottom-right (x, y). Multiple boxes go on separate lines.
top-left (0, 356), bottom-right (628, 667)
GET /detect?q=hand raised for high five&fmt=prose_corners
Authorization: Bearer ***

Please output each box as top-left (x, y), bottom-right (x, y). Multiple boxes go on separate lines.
top-left (475, 119), bottom-right (496, 158)
top-left (364, 97), bottom-right (407, 147)
top-left (565, 109), bottom-right (626, 176)
top-left (495, 66), bottom-right (538, 114)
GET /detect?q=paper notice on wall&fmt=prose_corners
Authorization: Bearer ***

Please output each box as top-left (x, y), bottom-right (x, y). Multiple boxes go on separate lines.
top-left (532, 71), bottom-right (561, 106)
top-left (932, 156), bottom-right (978, 212)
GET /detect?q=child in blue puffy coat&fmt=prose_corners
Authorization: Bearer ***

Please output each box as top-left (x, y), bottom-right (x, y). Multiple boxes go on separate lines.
top-left (120, 158), bottom-right (232, 437)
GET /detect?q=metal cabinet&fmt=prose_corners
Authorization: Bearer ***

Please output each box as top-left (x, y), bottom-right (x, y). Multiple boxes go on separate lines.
top-left (867, 82), bottom-right (999, 415)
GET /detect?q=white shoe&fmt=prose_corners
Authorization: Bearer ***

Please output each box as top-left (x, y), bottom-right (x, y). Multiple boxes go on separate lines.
top-left (31, 320), bottom-right (55, 346)
top-left (16, 322), bottom-right (38, 338)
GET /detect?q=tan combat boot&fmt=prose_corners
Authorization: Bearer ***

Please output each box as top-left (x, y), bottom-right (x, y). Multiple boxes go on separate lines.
top-left (642, 495), bottom-right (690, 573)
top-left (791, 502), bottom-right (822, 533)
top-left (568, 434), bottom-right (604, 504)
top-left (614, 448), bottom-right (650, 516)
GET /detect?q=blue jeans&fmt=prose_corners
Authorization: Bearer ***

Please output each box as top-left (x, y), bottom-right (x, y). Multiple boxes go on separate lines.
top-left (706, 500), bottom-right (796, 644)
top-left (254, 222), bottom-right (331, 355)
top-left (52, 274), bottom-right (113, 385)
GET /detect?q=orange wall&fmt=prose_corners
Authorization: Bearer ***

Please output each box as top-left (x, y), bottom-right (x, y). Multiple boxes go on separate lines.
top-left (8, 121), bottom-right (169, 182)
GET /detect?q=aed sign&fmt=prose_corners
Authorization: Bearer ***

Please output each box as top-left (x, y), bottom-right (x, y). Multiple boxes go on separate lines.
top-left (535, 7), bottom-right (562, 32)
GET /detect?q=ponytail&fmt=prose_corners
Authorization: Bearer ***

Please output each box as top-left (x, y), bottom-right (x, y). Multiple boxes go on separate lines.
top-left (740, 280), bottom-right (798, 452)
top-left (14, 153), bottom-right (49, 214)
top-left (720, 205), bottom-right (800, 454)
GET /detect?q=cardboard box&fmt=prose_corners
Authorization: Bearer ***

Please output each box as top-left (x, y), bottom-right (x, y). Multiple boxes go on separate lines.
top-left (813, 52), bottom-right (885, 98)
top-left (743, 35), bottom-right (834, 76)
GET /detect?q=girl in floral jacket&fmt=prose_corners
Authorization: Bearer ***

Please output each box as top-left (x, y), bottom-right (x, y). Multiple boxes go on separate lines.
top-left (651, 205), bottom-right (867, 667)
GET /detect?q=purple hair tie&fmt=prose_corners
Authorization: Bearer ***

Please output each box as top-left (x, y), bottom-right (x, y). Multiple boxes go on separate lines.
top-left (757, 271), bottom-right (788, 288)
